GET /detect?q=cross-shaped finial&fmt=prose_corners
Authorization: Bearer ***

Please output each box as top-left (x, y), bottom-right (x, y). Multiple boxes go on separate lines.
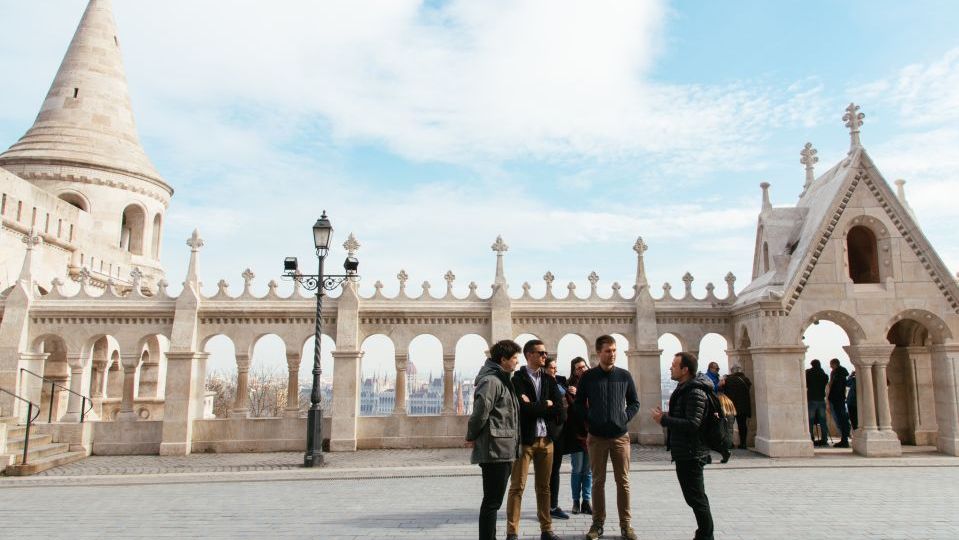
top-left (491, 235), bottom-right (509, 254)
top-left (343, 233), bottom-right (360, 257)
top-left (187, 229), bottom-right (204, 251)
top-left (130, 267), bottom-right (143, 290)
top-left (397, 270), bottom-right (409, 289)
top-left (633, 237), bottom-right (647, 256)
top-left (682, 272), bottom-right (694, 293)
top-left (444, 271), bottom-right (455, 290)
top-left (588, 271), bottom-right (600, 286)
top-left (800, 142), bottom-right (818, 194)
top-left (22, 228), bottom-right (41, 249)
top-left (843, 103), bottom-right (865, 149)
top-left (242, 268), bottom-right (255, 284)
top-left (78, 267), bottom-right (91, 284)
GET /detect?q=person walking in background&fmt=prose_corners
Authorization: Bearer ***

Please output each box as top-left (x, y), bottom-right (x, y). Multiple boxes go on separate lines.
top-left (827, 358), bottom-right (851, 448)
top-left (563, 357), bottom-right (591, 515)
top-left (806, 359), bottom-right (830, 447)
top-left (705, 362), bottom-right (721, 393)
top-left (722, 365), bottom-right (752, 449)
top-left (505, 340), bottom-right (566, 540)
top-left (546, 356), bottom-right (572, 520)
top-left (466, 340), bottom-right (522, 540)
top-left (652, 352), bottom-right (715, 540)
top-left (847, 370), bottom-right (858, 430)
top-left (574, 335), bottom-right (640, 540)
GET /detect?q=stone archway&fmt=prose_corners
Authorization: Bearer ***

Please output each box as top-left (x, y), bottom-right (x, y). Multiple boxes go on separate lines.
top-left (885, 318), bottom-right (938, 446)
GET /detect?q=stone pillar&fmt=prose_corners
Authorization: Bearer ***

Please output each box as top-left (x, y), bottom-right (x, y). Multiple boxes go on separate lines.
top-left (90, 359), bottom-right (106, 399)
top-left (628, 348), bottom-right (664, 445)
top-left (393, 354), bottom-right (408, 416)
top-left (906, 346), bottom-right (938, 445)
top-left (845, 344), bottom-right (901, 457)
top-left (60, 352), bottom-right (90, 422)
top-left (231, 355), bottom-right (251, 418)
top-left (159, 352), bottom-right (208, 456)
top-left (284, 351), bottom-right (302, 418)
top-left (442, 354), bottom-right (455, 416)
top-left (116, 353), bottom-right (141, 421)
top-left (930, 343), bottom-right (959, 455)
top-left (329, 350), bottom-right (363, 452)
top-left (748, 346), bottom-right (814, 457)
top-left (17, 352), bottom-right (47, 410)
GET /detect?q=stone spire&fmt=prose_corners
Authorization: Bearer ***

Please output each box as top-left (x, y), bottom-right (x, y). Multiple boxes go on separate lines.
top-left (633, 237), bottom-right (648, 288)
top-left (492, 235), bottom-right (509, 287)
top-left (800, 142), bottom-right (818, 196)
top-left (760, 182), bottom-right (772, 213)
top-left (894, 179), bottom-right (918, 222)
top-left (0, 0), bottom-right (168, 189)
top-left (185, 229), bottom-right (204, 289)
top-left (843, 103), bottom-right (865, 151)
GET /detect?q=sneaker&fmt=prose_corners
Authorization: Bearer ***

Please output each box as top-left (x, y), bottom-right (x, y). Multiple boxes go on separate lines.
top-left (585, 523), bottom-right (604, 540)
top-left (572, 501), bottom-right (581, 514)
top-left (541, 532), bottom-right (561, 540)
top-left (581, 500), bottom-right (593, 515)
top-left (551, 507), bottom-right (570, 520)
top-left (620, 526), bottom-right (638, 540)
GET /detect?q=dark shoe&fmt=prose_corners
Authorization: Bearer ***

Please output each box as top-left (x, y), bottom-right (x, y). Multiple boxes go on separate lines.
top-left (621, 526), bottom-right (638, 540)
top-left (541, 532), bottom-right (561, 540)
top-left (585, 523), bottom-right (604, 539)
top-left (833, 440), bottom-right (850, 448)
top-left (572, 501), bottom-right (581, 514)
top-left (813, 440), bottom-right (828, 447)
top-left (551, 507), bottom-right (570, 519)
top-left (720, 449), bottom-right (731, 463)
top-left (580, 500), bottom-right (593, 515)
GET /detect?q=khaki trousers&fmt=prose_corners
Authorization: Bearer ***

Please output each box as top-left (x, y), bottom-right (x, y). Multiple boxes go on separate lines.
top-left (506, 437), bottom-right (554, 534)
top-left (588, 433), bottom-right (631, 527)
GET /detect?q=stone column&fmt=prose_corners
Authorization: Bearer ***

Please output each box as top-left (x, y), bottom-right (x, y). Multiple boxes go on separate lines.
top-left (393, 354), bottom-right (408, 416)
top-left (90, 359), bottom-right (106, 399)
top-left (284, 351), bottom-right (302, 418)
top-left (60, 352), bottom-right (90, 422)
top-left (116, 353), bottom-right (141, 422)
top-left (748, 345), bottom-right (814, 457)
top-left (930, 343), bottom-right (959, 455)
top-left (329, 350), bottom-right (363, 452)
top-left (442, 354), bottom-right (456, 416)
top-left (906, 346), bottom-right (938, 445)
top-left (845, 344), bottom-right (901, 457)
top-left (230, 354), bottom-right (251, 418)
top-left (628, 348), bottom-right (664, 445)
top-left (159, 352), bottom-right (208, 456)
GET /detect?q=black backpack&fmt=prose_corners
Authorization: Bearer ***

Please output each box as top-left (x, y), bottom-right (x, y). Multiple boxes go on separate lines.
top-left (700, 391), bottom-right (733, 458)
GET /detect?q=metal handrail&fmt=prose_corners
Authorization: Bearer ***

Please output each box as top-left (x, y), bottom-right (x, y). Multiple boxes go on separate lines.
top-left (20, 368), bottom-right (94, 423)
top-left (0, 386), bottom-right (42, 465)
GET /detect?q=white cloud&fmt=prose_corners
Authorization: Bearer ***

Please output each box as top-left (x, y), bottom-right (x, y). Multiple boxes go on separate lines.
top-left (857, 48), bottom-right (959, 127)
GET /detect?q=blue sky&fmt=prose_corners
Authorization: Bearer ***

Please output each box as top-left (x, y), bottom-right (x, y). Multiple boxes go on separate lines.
top-left (2, 1), bottom-right (958, 379)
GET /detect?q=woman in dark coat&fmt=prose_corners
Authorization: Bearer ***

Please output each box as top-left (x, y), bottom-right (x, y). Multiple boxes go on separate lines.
top-left (722, 365), bottom-right (752, 449)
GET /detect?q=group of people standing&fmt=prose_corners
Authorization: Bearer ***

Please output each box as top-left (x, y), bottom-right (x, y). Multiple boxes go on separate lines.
top-left (805, 358), bottom-right (857, 447)
top-left (467, 336), bottom-right (719, 540)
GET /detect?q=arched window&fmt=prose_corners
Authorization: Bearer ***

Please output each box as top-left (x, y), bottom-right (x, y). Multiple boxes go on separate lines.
top-left (151, 213), bottom-right (162, 259)
top-left (58, 192), bottom-right (88, 212)
top-left (120, 204), bottom-right (146, 255)
top-left (848, 226), bottom-right (880, 283)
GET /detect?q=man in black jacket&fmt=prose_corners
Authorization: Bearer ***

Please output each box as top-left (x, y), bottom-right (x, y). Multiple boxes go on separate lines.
top-left (652, 351), bottom-right (715, 540)
top-left (806, 359), bottom-right (830, 447)
top-left (505, 339), bottom-right (565, 540)
top-left (574, 335), bottom-right (640, 540)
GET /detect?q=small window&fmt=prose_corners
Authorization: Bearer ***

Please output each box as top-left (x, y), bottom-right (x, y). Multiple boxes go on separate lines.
top-left (848, 226), bottom-right (880, 283)
top-left (73, 88), bottom-right (79, 99)
top-left (762, 242), bottom-right (770, 273)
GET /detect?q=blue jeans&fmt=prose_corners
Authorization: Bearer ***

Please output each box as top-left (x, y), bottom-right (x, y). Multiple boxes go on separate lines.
top-left (569, 451), bottom-right (592, 503)
top-left (808, 400), bottom-right (829, 442)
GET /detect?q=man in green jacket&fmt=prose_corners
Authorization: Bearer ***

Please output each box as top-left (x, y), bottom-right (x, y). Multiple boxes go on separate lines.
top-left (467, 339), bottom-right (522, 540)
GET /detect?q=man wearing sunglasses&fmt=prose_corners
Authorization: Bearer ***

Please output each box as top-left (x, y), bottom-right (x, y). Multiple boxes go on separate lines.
top-left (505, 339), bottom-right (567, 540)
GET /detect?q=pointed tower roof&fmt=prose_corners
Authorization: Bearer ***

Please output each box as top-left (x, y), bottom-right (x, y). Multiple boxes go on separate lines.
top-left (0, 0), bottom-right (170, 192)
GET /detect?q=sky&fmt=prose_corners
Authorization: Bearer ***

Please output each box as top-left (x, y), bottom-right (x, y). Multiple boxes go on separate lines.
top-left (2, 0), bottom-right (958, 382)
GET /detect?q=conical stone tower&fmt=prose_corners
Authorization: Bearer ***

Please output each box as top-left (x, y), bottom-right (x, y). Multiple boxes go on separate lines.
top-left (0, 0), bottom-right (172, 288)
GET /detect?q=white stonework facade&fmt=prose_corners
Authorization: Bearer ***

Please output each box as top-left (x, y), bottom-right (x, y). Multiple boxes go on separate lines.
top-left (1, 1), bottom-right (959, 465)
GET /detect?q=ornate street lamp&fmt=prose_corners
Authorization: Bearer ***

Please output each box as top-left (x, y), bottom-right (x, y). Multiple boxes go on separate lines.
top-left (283, 210), bottom-right (359, 467)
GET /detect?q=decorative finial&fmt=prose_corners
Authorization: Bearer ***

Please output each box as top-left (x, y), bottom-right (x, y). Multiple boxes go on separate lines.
top-left (444, 271), bottom-right (455, 294)
top-left (682, 272), bottom-right (694, 295)
top-left (242, 268), bottom-right (255, 290)
top-left (800, 142), bottom-right (818, 195)
top-left (760, 182), bottom-right (772, 212)
top-left (843, 103), bottom-right (865, 149)
top-left (187, 229), bottom-right (204, 251)
top-left (397, 270), bottom-right (409, 291)
top-left (544, 271), bottom-right (555, 295)
top-left (491, 235), bottom-right (509, 254)
top-left (633, 237), bottom-right (648, 256)
top-left (894, 179), bottom-right (907, 201)
top-left (588, 271), bottom-right (600, 287)
top-left (130, 267), bottom-right (143, 291)
top-left (78, 267), bottom-right (91, 285)
top-left (343, 233), bottom-right (360, 257)
top-left (22, 228), bottom-right (42, 250)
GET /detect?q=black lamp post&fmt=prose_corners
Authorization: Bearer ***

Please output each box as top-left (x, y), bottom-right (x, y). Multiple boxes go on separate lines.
top-left (283, 210), bottom-right (359, 467)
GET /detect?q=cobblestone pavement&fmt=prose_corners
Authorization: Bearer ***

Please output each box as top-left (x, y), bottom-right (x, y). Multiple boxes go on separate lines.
top-left (1, 463), bottom-right (957, 539)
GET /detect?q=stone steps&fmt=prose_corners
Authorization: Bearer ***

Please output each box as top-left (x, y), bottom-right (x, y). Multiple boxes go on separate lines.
top-left (6, 434), bottom-right (54, 453)
top-left (2, 420), bottom-right (87, 476)
top-left (3, 451), bottom-right (86, 476)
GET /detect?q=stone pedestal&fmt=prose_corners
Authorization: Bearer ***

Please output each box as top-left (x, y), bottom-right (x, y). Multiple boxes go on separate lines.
top-left (329, 350), bottom-right (362, 452)
top-left (159, 351), bottom-right (208, 456)
top-left (628, 348), bottom-right (664, 445)
top-left (749, 346), bottom-right (815, 457)
top-left (846, 344), bottom-right (902, 457)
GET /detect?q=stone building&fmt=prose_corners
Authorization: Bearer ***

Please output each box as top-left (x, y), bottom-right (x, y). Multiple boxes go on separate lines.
top-left (1, 0), bottom-right (958, 472)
